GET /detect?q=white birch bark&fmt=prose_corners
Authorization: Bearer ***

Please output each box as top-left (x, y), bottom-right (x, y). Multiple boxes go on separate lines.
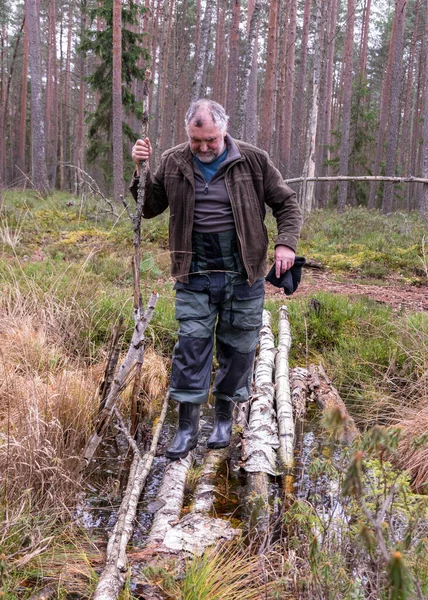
top-left (275, 306), bottom-right (294, 473)
top-left (191, 0), bottom-right (214, 101)
top-left (192, 448), bottom-right (228, 514)
top-left (93, 392), bottom-right (169, 600)
top-left (147, 452), bottom-right (194, 545)
top-left (242, 310), bottom-right (279, 476)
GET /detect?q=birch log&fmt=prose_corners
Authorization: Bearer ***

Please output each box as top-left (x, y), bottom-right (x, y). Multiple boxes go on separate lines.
top-left (192, 448), bottom-right (228, 514)
top-left (93, 391), bottom-right (169, 600)
top-left (243, 310), bottom-right (279, 475)
top-left (275, 306), bottom-right (294, 473)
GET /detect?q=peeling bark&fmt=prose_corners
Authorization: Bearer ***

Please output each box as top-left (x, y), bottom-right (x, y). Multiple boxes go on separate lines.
top-left (275, 306), bottom-right (294, 473)
top-left (243, 310), bottom-right (279, 476)
top-left (93, 392), bottom-right (170, 599)
top-left (193, 448), bottom-right (228, 514)
top-left (308, 364), bottom-right (359, 444)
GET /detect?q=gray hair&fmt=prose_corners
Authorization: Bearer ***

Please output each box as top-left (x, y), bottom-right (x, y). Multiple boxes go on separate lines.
top-left (185, 99), bottom-right (229, 133)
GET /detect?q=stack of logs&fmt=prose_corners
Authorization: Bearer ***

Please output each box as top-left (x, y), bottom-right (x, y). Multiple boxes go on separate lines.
top-left (91, 306), bottom-right (358, 599)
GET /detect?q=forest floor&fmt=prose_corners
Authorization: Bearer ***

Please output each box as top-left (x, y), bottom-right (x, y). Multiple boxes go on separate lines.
top-left (266, 267), bottom-right (428, 312)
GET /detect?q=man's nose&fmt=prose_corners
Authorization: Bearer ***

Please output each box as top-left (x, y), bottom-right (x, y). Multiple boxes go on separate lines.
top-left (200, 143), bottom-right (208, 152)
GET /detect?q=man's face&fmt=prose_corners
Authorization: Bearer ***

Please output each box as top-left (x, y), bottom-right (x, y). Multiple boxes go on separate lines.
top-left (187, 117), bottom-right (226, 163)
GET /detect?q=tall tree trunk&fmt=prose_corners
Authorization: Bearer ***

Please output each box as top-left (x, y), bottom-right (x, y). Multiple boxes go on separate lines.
top-left (245, 0), bottom-right (259, 144)
top-left (213, 0), bottom-right (227, 106)
top-left (368, 5), bottom-right (398, 208)
top-left (337, 0), bottom-right (355, 212)
top-left (191, 0), bottom-right (214, 101)
top-left (290, 0), bottom-right (311, 176)
top-left (235, 1), bottom-right (261, 140)
top-left (382, 0), bottom-right (407, 214)
top-left (400, 0), bottom-right (419, 173)
top-left (112, 0), bottom-right (124, 203)
top-left (1, 17), bottom-right (25, 186)
top-left (158, 0), bottom-right (175, 156)
top-left (226, 0), bottom-right (240, 134)
top-left (420, 0), bottom-right (428, 216)
top-left (301, 0), bottom-right (322, 212)
top-left (17, 15), bottom-right (29, 181)
top-left (45, 0), bottom-right (58, 187)
top-left (259, 0), bottom-right (279, 153)
top-left (408, 34), bottom-right (424, 210)
top-left (318, 0), bottom-right (338, 207)
top-left (279, 0), bottom-right (297, 176)
top-left (26, 0), bottom-right (49, 193)
top-left (76, 0), bottom-right (87, 189)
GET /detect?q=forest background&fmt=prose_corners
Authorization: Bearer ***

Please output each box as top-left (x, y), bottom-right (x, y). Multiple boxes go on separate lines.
top-left (1, 0), bottom-right (428, 597)
top-left (2, 0), bottom-right (428, 215)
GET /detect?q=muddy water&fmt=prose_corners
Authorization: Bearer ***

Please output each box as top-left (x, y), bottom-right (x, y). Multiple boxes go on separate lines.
top-left (78, 399), bottom-right (345, 548)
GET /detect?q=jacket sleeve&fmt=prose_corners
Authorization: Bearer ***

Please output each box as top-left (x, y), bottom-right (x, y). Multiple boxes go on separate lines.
top-left (128, 161), bottom-right (169, 219)
top-left (262, 154), bottom-right (303, 252)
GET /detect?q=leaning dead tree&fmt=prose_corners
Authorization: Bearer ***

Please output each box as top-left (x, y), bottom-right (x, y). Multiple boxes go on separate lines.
top-left (85, 72), bottom-right (166, 599)
top-left (83, 71), bottom-right (155, 465)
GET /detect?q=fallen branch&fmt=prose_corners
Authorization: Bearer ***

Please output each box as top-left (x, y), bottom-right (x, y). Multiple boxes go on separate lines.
top-left (308, 364), bottom-right (359, 443)
top-left (83, 291), bottom-right (159, 464)
top-left (92, 391), bottom-right (169, 600)
top-left (275, 306), bottom-right (294, 473)
top-left (286, 175), bottom-right (428, 185)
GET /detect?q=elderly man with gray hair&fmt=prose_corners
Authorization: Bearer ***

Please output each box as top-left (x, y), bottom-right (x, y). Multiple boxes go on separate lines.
top-left (130, 99), bottom-right (302, 460)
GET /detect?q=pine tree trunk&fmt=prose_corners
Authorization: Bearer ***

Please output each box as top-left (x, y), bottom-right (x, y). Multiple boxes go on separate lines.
top-left (318, 0), bottom-right (338, 208)
top-left (17, 16), bottom-right (29, 181)
top-left (368, 6), bottom-right (398, 209)
top-left (337, 0), bottom-right (355, 212)
top-left (420, 0), bottom-right (428, 216)
top-left (226, 0), bottom-right (240, 134)
top-left (213, 0), bottom-right (227, 106)
top-left (279, 0), bottom-right (297, 177)
top-left (301, 0), bottom-right (322, 212)
top-left (112, 0), bottom-right (124, 203)
top-left (157, 0), bottom-right (174, 156)
top-left (259, 0), bottom-right (279, 153)
top-left (26, 0), bottom-right (49, 193)
top-left (76, 0), bottom-right (87, 189)
top-left (290, 0), bottom-right (311, 177)
top-left (235, 1), bottom-right (261, 140)
top-left (382, 0), bottom-right (407, 214)
top-left (400, 0), bottom-right (419, 174)
top-left (245, 0), bottom-right (259, 145)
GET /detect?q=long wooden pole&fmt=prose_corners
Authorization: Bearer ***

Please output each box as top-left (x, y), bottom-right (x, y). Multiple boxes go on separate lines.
top-left (286, 175), bottom-right (428, 185)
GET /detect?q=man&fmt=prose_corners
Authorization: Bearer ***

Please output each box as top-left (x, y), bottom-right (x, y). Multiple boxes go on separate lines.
top-left (130, 99), bottom-right (302, 460)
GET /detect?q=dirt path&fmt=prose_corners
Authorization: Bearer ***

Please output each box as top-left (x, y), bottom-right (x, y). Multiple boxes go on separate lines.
top-left (266, 269), bottom-right (428, 312)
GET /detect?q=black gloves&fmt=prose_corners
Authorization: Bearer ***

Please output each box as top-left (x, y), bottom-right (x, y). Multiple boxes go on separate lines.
top-left (265, 256), bottom-right (306, 295)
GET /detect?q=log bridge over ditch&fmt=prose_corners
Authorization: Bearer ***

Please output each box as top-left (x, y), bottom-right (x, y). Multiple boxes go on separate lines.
top-left (85, 306), bottom-right (358, 599)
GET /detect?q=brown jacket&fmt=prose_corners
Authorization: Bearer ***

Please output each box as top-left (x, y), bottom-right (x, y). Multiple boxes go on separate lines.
top-left (129, 136), bottom-right (302, 284)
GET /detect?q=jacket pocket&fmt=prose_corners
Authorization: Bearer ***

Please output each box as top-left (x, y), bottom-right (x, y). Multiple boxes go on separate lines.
top-left (230, 278), bottom-right (265, 330)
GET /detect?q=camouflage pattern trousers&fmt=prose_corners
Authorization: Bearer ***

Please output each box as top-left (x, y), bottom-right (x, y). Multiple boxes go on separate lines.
top-left (169, 231), bottom-right (265, 405)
